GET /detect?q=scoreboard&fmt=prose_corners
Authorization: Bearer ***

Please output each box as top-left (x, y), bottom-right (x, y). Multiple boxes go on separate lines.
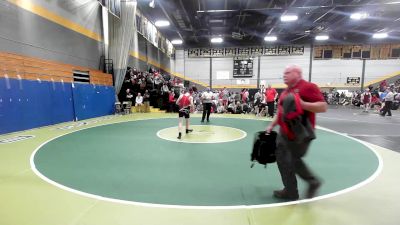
top-left (233, 58), bottom-right (253, 78)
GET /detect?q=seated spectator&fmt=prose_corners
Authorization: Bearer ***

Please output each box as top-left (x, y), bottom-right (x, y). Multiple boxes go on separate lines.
top-left (227, 102), bottom-right (235, 114)
top-left (126, 89), bottom-right (133, 102)
top-left (235, 101), bottom-right (243, 114)
top-left (217, 100), bottom-right (226, 114)
top-left (135, 93), bottom-right (144, 112)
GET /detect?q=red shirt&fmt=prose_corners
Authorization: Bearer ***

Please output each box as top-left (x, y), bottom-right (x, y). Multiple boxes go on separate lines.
top-left (277, 79), bottom-right (324, 129)
top-left (265, 88), bottom-right (277, 102)
top-left (179, 94), bottom-right (191, 109)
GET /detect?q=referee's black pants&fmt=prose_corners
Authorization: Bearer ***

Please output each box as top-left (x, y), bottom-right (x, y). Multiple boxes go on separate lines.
top-left (202, 103), bottom-right (212, 122)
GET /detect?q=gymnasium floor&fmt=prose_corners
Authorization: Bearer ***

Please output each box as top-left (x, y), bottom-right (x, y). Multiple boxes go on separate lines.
top-left (0, 109), bottom-right (399, 225)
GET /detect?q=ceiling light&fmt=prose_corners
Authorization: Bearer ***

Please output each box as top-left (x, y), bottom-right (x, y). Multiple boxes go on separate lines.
top-left (171, 39), bottom-right (183, 45)
top-left (350, 12), bottom-right (368, 20)
top-left (149, 0), bottom-right (155, 8)
top-left (264, 36), bottom-right (277, 42)
top-left (210, 37), bottom-right (223, 43)
top-left (372, 33), bottom-right (388, 39)
top-left (209, 19), bottom-right (224, 23)
top-left (280, 15), bottom-right (298, 22)
top-left (155, 20), bottom-right (170, 27)
top-left (315, 35), bottom-right (329, 41)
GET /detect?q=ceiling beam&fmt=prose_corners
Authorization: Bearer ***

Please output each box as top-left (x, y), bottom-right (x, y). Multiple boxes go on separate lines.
top-left (197, 1), bottom-right (400, 13)
top-left (157, 0), bottom-right (184, 40)
top-left (178, 0), bottom-right (199, 42)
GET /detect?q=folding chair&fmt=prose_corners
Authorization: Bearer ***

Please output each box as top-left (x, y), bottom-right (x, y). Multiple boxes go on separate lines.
top-left (115, 102), bottom-right (122, 114)
top-left (122, 101), bottom-right (132, 114)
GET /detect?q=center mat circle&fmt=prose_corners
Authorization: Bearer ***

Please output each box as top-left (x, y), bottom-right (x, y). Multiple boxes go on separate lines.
top-left (33, 118), bottom-right (379, 206)
top-left (157, 125), bottom-right (247, 143)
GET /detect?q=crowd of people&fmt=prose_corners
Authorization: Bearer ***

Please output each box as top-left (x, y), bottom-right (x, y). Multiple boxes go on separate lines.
top-left (119, 66), bottom-right (399, 118)
top-left (119, 67), bottom-right (281, 117)
top-left (323, 79), bottom-right (400, 116)
top-left (119, 67), bottom-right (185, 112)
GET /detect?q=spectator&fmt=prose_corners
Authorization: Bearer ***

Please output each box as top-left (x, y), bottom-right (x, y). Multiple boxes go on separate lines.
top-left (135, 93), bottom-right (144, 112)
top-left (265, 84), bottom-right (278, 117)
top-left (143, 90), bottom-right (150, 113)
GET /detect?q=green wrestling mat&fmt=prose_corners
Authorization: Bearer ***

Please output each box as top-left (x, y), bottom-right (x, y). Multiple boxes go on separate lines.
top-left (32, 117), bottom-right (379, 206)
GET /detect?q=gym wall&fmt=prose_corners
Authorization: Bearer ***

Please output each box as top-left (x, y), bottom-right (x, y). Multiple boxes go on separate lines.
top-left (0, 0), bottom-right (104, 69)
top-left (128, 34), bottom-right (173, 76)
top-left (175, 47), bottom-right (400, 88)
top-left (0, 0), bottom-right (115, 135)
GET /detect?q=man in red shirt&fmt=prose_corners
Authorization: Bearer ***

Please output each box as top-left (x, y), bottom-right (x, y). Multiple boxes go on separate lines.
top-left (266, 65), bottom-right (327, 200)
top-left (265, 84), bottom-right (278, 117)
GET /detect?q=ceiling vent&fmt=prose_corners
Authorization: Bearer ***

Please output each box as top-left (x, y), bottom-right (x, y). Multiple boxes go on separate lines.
top-left (232, 32), bottom-right (244, 40)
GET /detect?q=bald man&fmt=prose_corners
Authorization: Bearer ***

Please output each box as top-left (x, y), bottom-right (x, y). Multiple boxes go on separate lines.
top-left (266, 65), bottom-right (327, 200)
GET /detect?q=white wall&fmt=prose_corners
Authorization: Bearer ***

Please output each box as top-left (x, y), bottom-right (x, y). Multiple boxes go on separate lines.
top-left (174, 47), bottom-right (400, 88)
top-left (365, 59), bottom-right (400, 83)
top-left (174, 49), bottom-right (185, 76)
top-left (259, 47), bottom-right (311, 86)
top-left (185, 56), bottom-right (210, 85)
top-left (312, 59), bottom-right (363, 85)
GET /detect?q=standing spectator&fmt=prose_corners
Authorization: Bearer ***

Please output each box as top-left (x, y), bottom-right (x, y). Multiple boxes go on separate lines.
top-left (143, 90), bottom-right (150, 113)
top-left (380, 80), bottom-right (388, 92)
top-left (222, 87), bottom-right (229, 108)
top-left (201, 88), bottom-right (214, 122)
top-left (265, 84), bottom-right (278, 117)
top-left (168, 91), bottom-right (176, 113)
top-left (381, 88), bottom-right (394, 117)
top-left (242, 89), bottom-right (249, 104)
top-left (266, 65), bottom-right (327, 200)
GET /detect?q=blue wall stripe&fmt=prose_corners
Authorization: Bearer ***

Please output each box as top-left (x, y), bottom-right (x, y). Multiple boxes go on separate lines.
top-left (0, 78), bottom-right (115, 134)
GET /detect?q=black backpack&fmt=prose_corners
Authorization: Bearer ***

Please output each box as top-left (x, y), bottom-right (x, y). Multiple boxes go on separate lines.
top-left (251, 131), bottom-right (277, 168)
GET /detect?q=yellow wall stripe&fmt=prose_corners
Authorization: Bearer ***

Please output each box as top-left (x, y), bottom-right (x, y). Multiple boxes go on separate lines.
top-left (7, 0), bottom-right (102, 42)
top-left (364, 71), bottom-right (400, 87)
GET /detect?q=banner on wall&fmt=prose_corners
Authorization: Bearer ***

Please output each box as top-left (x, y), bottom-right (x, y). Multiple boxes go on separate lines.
top-left (346, 77), bottom-right (360, 84)
top-left (216, 71), bottom-right (230, 80)
top-left (237, 79), bottom-right (250, 85)
top-left (188, 45), bottom-right (304, 58)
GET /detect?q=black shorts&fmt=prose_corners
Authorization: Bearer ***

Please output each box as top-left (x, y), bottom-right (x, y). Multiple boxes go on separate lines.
top-left (179, 107), bottom-right (190, 118)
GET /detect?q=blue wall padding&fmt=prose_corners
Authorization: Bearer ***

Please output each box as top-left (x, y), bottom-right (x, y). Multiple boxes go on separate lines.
top-left (72, 83), bottom-right (115, 121)
top-left (0, 78), bottom-right (115, 134)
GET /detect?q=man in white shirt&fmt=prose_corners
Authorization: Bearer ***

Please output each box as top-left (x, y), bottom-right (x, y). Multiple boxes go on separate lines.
top-left (201, 88), bottom-right (214, 122)
top-left (135, 93), bottom-right (144, 112)
top-left (380, 88), bottom-right (394, 117)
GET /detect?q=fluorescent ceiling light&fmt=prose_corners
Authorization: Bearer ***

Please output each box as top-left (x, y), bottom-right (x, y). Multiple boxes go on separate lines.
top-left (209, 19), bottom-right (224, 23)
top-left (350, 12), bottom-right (368, 20)
top-left (149, 0), bottom-right (155, 8)
top-left (154, 20), bottom-right (170, 27)
top-left (372, 33), bottom-right (388, 39)
top-left (171, 39), bottom-right (183, 45)
top-left (315, 35), bottom-right (329, 41)
top-left (210, 37), bottom-right (223, 43)
top-left (264, 36), bottom-right (277, 42)
top-left (280, 15), bottom-right (298, 22)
